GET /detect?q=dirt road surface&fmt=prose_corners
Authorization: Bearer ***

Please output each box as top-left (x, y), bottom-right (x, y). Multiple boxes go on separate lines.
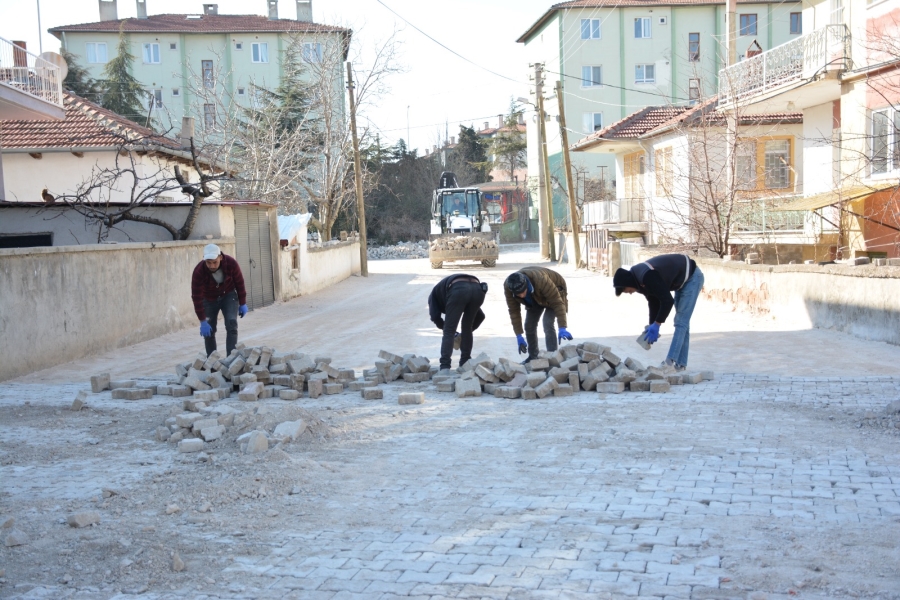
top-left (2, 245), bottom-right (899, 599)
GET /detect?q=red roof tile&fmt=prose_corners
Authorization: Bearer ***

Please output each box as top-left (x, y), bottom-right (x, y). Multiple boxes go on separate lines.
top-left (50, 14), bottom-right (348, 35)
top-left (0, 92), bottom-right (181, 151)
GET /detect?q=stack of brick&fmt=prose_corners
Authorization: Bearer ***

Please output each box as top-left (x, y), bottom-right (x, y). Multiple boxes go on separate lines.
top-left (368, 351), bottom-right (438, 385)
top-left (429, 236), bottom-right (498, 252)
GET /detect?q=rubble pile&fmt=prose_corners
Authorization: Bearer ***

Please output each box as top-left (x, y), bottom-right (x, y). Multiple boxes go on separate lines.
top-left (860, 400), bottom-right (900, 432)
top-left (432, 342), bottom-right (714, 399)
top-left (367, 240), bottom-right (429, 260)
top-left (429, 236), bottom-right (498, 252)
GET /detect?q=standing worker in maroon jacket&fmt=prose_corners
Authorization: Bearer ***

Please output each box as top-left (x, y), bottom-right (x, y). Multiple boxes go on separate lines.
top-left (191, 244), bottom-right (248, 356)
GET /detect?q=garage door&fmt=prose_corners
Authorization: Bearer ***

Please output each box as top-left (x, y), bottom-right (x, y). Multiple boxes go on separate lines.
top-left (234, 207), bottom-right (275, 310)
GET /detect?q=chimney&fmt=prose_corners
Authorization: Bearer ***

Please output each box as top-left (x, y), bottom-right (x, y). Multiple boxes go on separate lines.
top-left (203, 3), bottom-right (218, 15)
top-left (99, 0), bottom-right (118, 21)
top-left (296, 0), bottom-right (312, 22)
top-left (518, 113), bottom-right (525, 125)
top-left (180, 116), bottom-right (195, 149)
top-left (267, 0), bottom-right (278, 19)
top-left (432, 145), bottom-right (437, 153)
top-left (483, 121), bottom-right (489, 131)
top-left (498, 114), bottom-right (503, 128)
top-left (136, 0), bottom-right (148, 19)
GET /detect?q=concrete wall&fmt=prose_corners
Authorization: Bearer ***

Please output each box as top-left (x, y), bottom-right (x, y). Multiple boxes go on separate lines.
top-left (278, 236), bottom-right (362, 301)
top-left (0, 239), bottom-right (234, 381)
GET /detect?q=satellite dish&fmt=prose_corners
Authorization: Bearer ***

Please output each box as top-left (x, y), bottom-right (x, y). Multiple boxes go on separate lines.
top-left (39, 51), bottom-right (68, 81)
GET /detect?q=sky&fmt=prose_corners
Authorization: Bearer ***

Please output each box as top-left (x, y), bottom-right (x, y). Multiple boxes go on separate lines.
top-left (0, 0), bottom-right (552, 153)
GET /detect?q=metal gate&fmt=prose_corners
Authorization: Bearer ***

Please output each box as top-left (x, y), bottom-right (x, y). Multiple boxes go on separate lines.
top-left (584, 226), bottom-right (608, 273)
top-left (234, 207), bottom-right (275, 310)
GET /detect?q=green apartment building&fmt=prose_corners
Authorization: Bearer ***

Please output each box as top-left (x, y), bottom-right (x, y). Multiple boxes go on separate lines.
top-left (49, 0), bottom-right (349, 130)
top-left (517, 0), bottom-right (802, 214)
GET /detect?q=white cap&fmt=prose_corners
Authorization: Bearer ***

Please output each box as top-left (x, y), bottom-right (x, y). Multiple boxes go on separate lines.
top-left (203, 243), bottom-right (221, 260)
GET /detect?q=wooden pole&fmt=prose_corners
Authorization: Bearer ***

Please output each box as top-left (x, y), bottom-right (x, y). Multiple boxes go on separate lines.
top-left (534, 64), bottom-right (549, 260)
top-left (556, 80), bottom-right (581, 268)
top-left (346, 61), bottom-right (368, 277)
top-left (536, 64), bottom-right (556, 261)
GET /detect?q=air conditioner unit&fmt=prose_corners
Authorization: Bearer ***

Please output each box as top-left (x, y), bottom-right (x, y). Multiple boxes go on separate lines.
top-left (659, 17), bottom-right (667, 25)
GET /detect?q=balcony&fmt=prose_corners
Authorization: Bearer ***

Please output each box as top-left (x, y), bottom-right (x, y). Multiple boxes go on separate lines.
top-left (718, 25), bottom-right (850, 114)
top-left (0, 37), bottom-right (65, 121)
top-left (583, 198), bottom-right (648, 232)
top-left (728, 196), bottom-right (810, 245)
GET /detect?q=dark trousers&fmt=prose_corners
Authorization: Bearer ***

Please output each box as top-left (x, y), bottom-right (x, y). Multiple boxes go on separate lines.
top-left (203, 290), bottom-right (239, 357)
top-left (524, 305), bottom-right (558, 359)
top-left (440, 281), bottom-right (486, 369)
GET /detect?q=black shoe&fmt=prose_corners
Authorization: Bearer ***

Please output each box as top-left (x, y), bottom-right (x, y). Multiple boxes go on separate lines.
top-left (521, 356), bottom-right (533, 365)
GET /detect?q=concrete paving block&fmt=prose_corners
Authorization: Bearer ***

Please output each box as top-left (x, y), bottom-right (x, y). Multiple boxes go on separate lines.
top-left (190, 354), bottom-right (206, 370)
top-left (559, 357), bottom-right (581, 371)
top-left (554, 384), bottom-right (574, 397)
top-left (596, 381), bottom-right (625, 394)
top-left (346, 381), bottom-right (365, 391)
top-left (269, 353), bottom-right (287, 366)
top-left (239, 382), bottom-right (264, 400)
top-left (307, 371), bottom-right (328, 382)
top-left (611, 367), bottom-right (637, 384)
top-left (535, 377), bottom-right (559, 398)
top-left (308, 379), bottom-right (324, 398)
top-left (526, 358), bottom-right (550, 372)
top-left (279, 389), bottom-right (301, 400)
top-left (272, 375), bottom-right (292, 387)
top-left (378, 350), bottom-right (404, 364)
top-left (155, 426), bottom-right (171, 442)
top-left (399, 392), bottom-right (425, 405)
top-left (259, 386), bottom-right (275, 399)
top-left (495, 386), bottom-right (521, 399)
top-left (582, 341), bottom-right (601, 354)
top-left (176, 412), bottom-right (204, 428)
top-left (67, 512), bottom-right (101, 528)
top-left (202, 351), bottom-right (220, 371)
top-left (171, 385), bottom-right (191, 398)
top-left (72, 391), bottom-right (88, 411)
top-left (182, 377), bottom-right (211, 391)
top-left (682, 372), bottom-right (703, 384)
top-left (666, 374), bottom-right (683, 385)
top-left (545, 350), bottom-right (564, 367)
top-left (90, 373), bottom-right (110, 393)
top-left (580, 351), bottom-right (601, 363)
top-left (475, 364), bottom-right (499, 383)
top-left (435, 382), bottom-right (456, 393)
top-left (258, 348), bottom-right (272, 368)
top-left (560, 344), bottom-right (580, 360)
top-left (602, 349), bottom-right (621, 367)
top-left (244, 430), bottom-right (268, 454)
top-left (629, 380), bottom-right (651, 392)
top-left (526, 372), bottom-right (547, 388)
top-left (109, 380), bottom-right (136, 390)
top-left (645, 367), bottom-right (666, 380)
top-left (521, 386), bottom-right (538, 400)
top-left (175, 362), bottom-right (189, 378)
top-left (268, 363), bottom-right (287, 374)
top-left (317, 362), bottom-right (340, 379)
top-left (273, 419), bottom-right (306, 441)
top-left (192, 389), bottom-right (219, 403)
top-left (112, 388), bottom-right (153, 400)
top-left (227, 357), bottom-right (246, 376)
top-left (338, 368), bottom-right (357, 381)
top-left (245, 348), bottom-right (261, 367)
top-left (455, 377), bottom-right (482, 397)
top-left (405, 356), bottom-right (431, 373)
top-left (403, 372), bottom-right (431, 383)
top-left (577, 362), bottom-right (590, 380)
top-left (469, 352), bottom-right (494, 369)
top-left (323, 383), bottom-right (344, 395)
top-left (287, 356), bottom-right (316, 375)
top-left (508, 373), bottom-right (528, 388)
top-left (625, 357), bottom-right (646, 372)
top-left (200, 425), bottom-right (225, 442)
top-left (157, 385), bottom-right (173, 396)
top-left (700, 370), bottom-right (715, 381)
top-left (362, 387), bottom-right (384, 400)
top-left (568, 372), bottom-right (580, 390)
top-left (251, 366), bottom-right (271, 380)
top-left (549, 367), bottom-right (571, 383)
top-left (650, 381), bottom-right (671, 393)
top-left (192, 418), bottom-right (218, 432)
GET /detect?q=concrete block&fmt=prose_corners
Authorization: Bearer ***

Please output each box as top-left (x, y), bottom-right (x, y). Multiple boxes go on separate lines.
top-left (269, 353), bottom-right (287, 366)
top-left (178, 438), bottom-right (205, 453)
top-left (553, 384), bottom-right (574, 397)
top-left (559, 357), bottom-right (581, 371)
top-left (403, 372), bottom-right (431, 383)
top-left (314, 356), bottom-right (332, 365)
top-left (596, 382), bottom-right (625, 394)
top-left (580, 351), bottom-right (601, 363)
top-left (495, 386), bottom-right (521, 399)
top-left (666, 374), bottom-right (683, 385)
top-left (72, 390), bottom-right (88, 411)
top-left (308, 379), bottom-right (323, 398)
top-left (624, 357), bottom-right (646, 372)
top-left (850, 256), bottom-right (870, 265)
top-left (468, 352), bottom-right (493, 370)
top-left (273, 419), bottom-right (306, 441)
top-left (455, 377), bottom-right (482, 397)
top-left (399, 392), bottom-right (425, 405)
top-left (157, 384), bottom-right (173, 396)
top-left (629, 380), bottom-right (651, 392)
top-left (259, 385), bottom-right (276, 399)
top-left (483, 382), bottom-right (499, 394)
top-left (205, 372), bottom-right (227, 388)
top-left (568, 372), bottom-right (580, 390)
top-left (521, 386), bottom-right (538, 400)
top-left (228, 357), bottom-right (246, 376)
top-left (526, 372), bottom-right (547, 388)
top-left (474, 364), bottom-right (499, 383)
top-left (323, 383), bottom-right (343, 395)
top-left (379, 350), bottom-right (404, 364)
top-left (112, 388), bottom-right (153, 400)
top-left (183, 398), bottom-right (206, 412)
top-left (545, 350), bottom-right (564, 367)
top-left (645, 367), bottom-right (666, 380)
top-left (549, 367), bottom-right (571, 383)
top-left (245, 348), bottom-right (261, 367)
top-left (559, 344), bottom-right (580, 360)
top-left (337, 368), bottom-right (356, 381)
top-left (217, 413), bottom-right (235, 427)
top-left (435, 382), bottom-right (456, 392)
top-left (109, 380), bottom-right (136, 389)
top-left (251, 366), bottom-right (271, 380)
top-left (155, 426), bottom-right (171, 442)
top-left (385, 364), bottom-right (403, 381)
top-left (405, 356), bottom-right (431, 373)
top-left (317, 362), bottom-right (340, 379)
top-left (176, 412), bottom-right (203, 428)
top-left (682, 372), bottom-right (703, 384)
top-left (202, 350), bottom-right (221, 371)
top-left (650, 381), bottom-right (671, 393)
top-left (582, 341), bottom-right (601, 354)
top-left (192, 418), bottom-right (218, 432)
top-left (601, 349), bottom-right (621, 367)
top-left (171, 385), bottom-right (191, 398)
top-left (273, 375), bottom-right (292, 386)
top-left (700, 370), bottom-right (715, 381)
top-left (287, 356), bottom-right (316, 374)
top-left (279, 389), bottom-right (301, 400)
top-left (200, 425), bottom-right (225, 441)
top-left (361, 387), bottom-right (383, 400)
top-left (244, 430), bottom-right (268, 454)
top-left (268, 363), bottom-right (287, 374)
top-left (67, 512), bottom-right (101, 528)
top-left (887, 258), bottom-right (900, 267)
top-left (175, 363), bottom-right (189, 378)
top-left (526, 358), bottom-right (550, 371)
top-left (534, 376), bottom-right (559, 398)
top-left (192, 390), bottom-right (219, 403)
top-left (258, 347), bottom-right (272, 368)
top-left (508, 373), bottom-right (528, 388)
top-left (183, 377), bottom-right (211, 391)
top-left (611, 367), bottom-right (636, 384)
top-left (238, 382), bottom-right (264, 401)
top-left (90, 373), bottom-right (110, 393)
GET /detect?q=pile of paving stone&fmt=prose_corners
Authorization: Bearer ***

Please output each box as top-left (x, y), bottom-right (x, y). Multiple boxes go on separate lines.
top-left (367, 240), bottom-right (429, 260)
top-left (431, 342), bottom-right (713, 399)
top-left (429, 236), bottom-right (498, 252)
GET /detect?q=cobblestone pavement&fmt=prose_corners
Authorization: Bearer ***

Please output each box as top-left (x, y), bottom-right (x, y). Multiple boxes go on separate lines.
top-left (2, 250), bottom-right (900, 599)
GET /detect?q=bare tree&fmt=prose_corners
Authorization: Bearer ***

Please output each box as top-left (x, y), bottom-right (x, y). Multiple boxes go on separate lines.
top-left (489, 108), bottom-right (527, 183)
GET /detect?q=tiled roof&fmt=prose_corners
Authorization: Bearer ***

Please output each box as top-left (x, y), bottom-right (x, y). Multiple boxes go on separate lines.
top-left (50, 14), bottom-right (349, 35)
top-left (517, 0), bottom-right (799, 43)
top-left (478, 124), bottom-right (527, 136)
top-left (0, 92), bottom-right (181, 151)
top-left (591, 106), bottom-right (692, 140)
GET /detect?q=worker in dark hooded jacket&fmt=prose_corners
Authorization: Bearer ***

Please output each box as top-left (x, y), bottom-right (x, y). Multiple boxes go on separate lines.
top-left (428, 274), bottom-right (487, 372)
top-left (613, 253), bottom-right (704, 370)
top-left (504, 266), bottom-right (573, 362)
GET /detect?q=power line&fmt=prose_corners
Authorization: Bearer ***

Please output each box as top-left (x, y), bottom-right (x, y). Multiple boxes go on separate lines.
top-left (543, 67), bottom-right (692, 103)
top-left (375, 0), bottom-right (528, 85)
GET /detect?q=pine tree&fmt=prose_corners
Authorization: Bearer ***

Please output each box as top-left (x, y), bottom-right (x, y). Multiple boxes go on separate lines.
top-left (453, 125), bottom-right (492, 184)
top-left (61, 49), bottom-right (102, 101)
top-left (99, 24), bottom-right (147, 123)
top-left (246, 39), bottom-right (315, 133)
top-left (490, 110), bottom-right (527, 182)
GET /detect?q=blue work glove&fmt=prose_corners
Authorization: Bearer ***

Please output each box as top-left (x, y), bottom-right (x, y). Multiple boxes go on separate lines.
top-left (644, 322), bottom-right (660, 344)
top-left (239, 304), bottom-right (249, 318)
top-left (199, 320), bottom-right (212, 337)
top-left (516, 334), bottom-right (528, 355)
top-left (558, 327), bottom-right (573, 342)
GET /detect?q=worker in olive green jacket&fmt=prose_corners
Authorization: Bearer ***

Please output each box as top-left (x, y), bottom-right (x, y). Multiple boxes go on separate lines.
top-left (504, 266), bottom-right (573, 362)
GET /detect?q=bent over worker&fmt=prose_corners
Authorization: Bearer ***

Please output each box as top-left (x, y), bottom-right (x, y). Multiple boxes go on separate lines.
top-left (191, 244), bottom-right (248, 357)
top-left (428, 274), bottom-right (487, 371)
top-left (504, 266), bottom-right (573, 362)
top-left (613, 253), bottom-right (704, 371)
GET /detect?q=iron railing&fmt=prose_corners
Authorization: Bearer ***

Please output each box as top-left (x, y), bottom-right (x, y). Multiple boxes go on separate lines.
top-left (719, 24), bottom-right (850, 106)
top-left (583, 197), bottom-right (646, 226)
top-left (729, 198), bottom-right (806, 233)
top-left (0, 37), bottom-right (63, 108)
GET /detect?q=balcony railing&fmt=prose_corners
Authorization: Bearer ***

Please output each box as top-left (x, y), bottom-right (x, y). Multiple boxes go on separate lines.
top-left (719, 24), bottom-right (850, 106)
top-left (729, 198), bottom-right (806, 233)
top-left (583, 198), bottom-right (646, 226)
top-left (0, 37), bottom-right (63, 109)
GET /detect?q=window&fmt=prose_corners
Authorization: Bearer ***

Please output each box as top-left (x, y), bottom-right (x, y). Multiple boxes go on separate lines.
top-left (583, 112), bottom-right (603, 134)
top-left (302, 42), bottom-right (322, 63)
top-left (736, 141), bottom-right (758, 190)
top-left (152, 89), bottom-right (163, 109)
top-left (172, 88), bottom-right (180, 96)
top-left (634, 17), bottom-right (651, 38)
top-left (581, 18), bottom-right (601, 39)
top-left (251, 42), bottom-right (268, 63)
top-left (169, 42), bottom-right (177, 50)
top-left (581, 65), bottom-right (602, 87)
top-left (237, 87), bottom-right (246, 96)
top-left (688, 32), bottom-right (700, 61)
top-left (689, 78), bottom-right (701, 103)
top-left (736, 138), bottom-right (794, 190)
top-left (655, 147), bottom-right (673, 197)
top-left (635, 64), bottom-right (655, 84)
top-left (202, 59), bottom-right (214, 88)
top-left (624, 151), bottom-right (646, 198)
top-left (831, 0), bottom-right (844, 24)
top-left (85, 42), bottom-right (108, 64)
top-left (740, 14), bottom-right (758, 36)
top-left (790, 13), bottom-right (802, 34)
top-left (871, 108), bottom-right (900, 174)
top-left (203, 103), bottom-right (216, 128)
top-left (142, 42), bottom-right (160, 64)
top-left (763, 140), bottom-right (790, 189)
top-left (234, 42), bottom-right (243, 50)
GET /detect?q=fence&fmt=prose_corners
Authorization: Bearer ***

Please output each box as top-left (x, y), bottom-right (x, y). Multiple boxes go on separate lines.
top-left (620, 241), bottom-right (642, 267)
top-left (0, 36), bottom-right (63, 108)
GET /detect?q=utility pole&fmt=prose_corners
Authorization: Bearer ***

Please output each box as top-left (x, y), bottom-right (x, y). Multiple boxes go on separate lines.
top-left (535, 63), bottom-right (556, 261)
top-left (555, 80), bottom-right (581, 268)
top-left (346, 61), bottom-right (368, 277)
top-left (534, 64), bottom-right (549, 259)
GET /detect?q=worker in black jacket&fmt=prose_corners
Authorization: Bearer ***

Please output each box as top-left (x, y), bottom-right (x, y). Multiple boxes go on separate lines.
top-left (613, 253), bottom-right (704, 370)
top-left (428, 274), bottom-right (487, 371)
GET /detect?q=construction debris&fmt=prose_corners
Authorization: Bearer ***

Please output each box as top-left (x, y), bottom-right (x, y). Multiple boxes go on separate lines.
top-left (429, 236), bottom-right (498, 252)
top-left (368, 240), bottom-right (429, 260)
